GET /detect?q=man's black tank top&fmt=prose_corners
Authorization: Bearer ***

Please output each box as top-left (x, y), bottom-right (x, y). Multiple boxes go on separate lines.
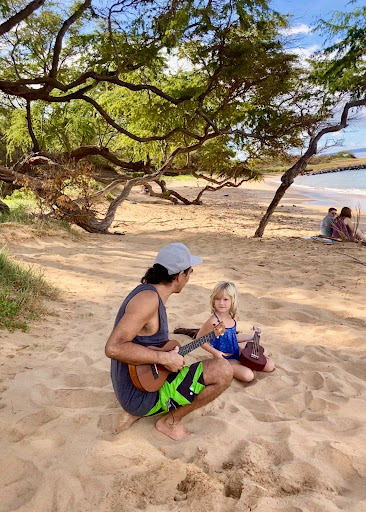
top-left (110, 283), bottom-right (169, 416)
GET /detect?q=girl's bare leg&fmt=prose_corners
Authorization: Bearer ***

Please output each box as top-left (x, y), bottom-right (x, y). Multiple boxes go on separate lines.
top-left (262, 358), bottom-right (275, 372)
top-left (228, 359), bottom-right (255, 382)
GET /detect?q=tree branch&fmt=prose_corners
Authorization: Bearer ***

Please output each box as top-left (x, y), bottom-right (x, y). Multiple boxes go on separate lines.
top-left (1, 71), bottom-right (194, 106)
top-left (49, 0), bottom-right (92, 79)
top-left (80, 95), bottom-right (205, 143)
top-left (63, 146), bottom-right (149, 171)
top-left (0, 0), bottom-right (46, 36)
top-left (76, 179), bottom-right (126, 204)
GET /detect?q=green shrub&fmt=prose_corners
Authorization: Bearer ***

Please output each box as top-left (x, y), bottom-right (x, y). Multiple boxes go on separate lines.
top-left (0, 249), bottom-right (59, 331)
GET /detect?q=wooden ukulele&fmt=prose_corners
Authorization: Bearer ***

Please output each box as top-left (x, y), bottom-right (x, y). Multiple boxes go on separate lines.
top-left (239, 326), bottom-right (267, 371)
top-left (128, 324), bottom-right (225, 392)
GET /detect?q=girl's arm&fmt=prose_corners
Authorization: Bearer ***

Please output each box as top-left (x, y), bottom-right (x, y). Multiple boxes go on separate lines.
top-left (237, 330), bottom-right (255, 344)
top-left (344, 218), bottom-right (366, 241)
top-left (197, 317), bottom-right (231, 358)
top-left (201, 342), bottom-right (227, 358)
top-left (344, 217), bottom-right (356, 238)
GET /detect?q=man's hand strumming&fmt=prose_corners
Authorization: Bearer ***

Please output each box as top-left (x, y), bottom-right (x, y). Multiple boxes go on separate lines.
top-left (163, 345), bottom-right (185, 372)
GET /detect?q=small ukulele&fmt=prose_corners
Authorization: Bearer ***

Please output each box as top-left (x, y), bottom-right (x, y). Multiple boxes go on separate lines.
top-left (128, 323), bottom-right (225, 392)
top-left (239, 326), bottom-right (267, 371)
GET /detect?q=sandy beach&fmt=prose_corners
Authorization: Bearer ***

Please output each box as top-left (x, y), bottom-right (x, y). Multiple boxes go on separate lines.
top-left (1, 177), bottom-right (366, 512)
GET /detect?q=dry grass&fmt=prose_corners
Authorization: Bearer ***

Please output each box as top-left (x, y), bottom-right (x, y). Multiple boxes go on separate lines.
top-left (308, 157), bottom-right (366, 172)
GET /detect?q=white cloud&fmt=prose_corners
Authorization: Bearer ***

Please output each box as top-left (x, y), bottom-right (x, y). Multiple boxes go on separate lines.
top-left (281, 24), bottom-right (312, 36)
top-left (289, 44), bottom-right (320, 59)
top-left (161, 48), bottom-right (193, 74)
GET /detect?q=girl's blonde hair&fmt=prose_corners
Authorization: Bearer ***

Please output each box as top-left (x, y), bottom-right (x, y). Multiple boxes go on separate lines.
top-left (210, 281), bottom-right (238, 319)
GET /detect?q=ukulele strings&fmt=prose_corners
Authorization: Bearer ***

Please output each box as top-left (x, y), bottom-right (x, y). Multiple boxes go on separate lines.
top-left (251, 332), bottom-right (260, 358)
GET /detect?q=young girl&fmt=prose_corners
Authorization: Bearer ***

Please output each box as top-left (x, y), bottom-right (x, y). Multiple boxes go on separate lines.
top-left (197, 281), bottom-right (275, 383)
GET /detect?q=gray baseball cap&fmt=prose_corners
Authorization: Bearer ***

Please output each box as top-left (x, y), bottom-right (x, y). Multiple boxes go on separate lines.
top-left (155, 242), bottom-right (203, 275)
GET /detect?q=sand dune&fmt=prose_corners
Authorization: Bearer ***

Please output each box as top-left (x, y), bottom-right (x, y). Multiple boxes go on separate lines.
top-left (1, 179), bottom-right (366, 511)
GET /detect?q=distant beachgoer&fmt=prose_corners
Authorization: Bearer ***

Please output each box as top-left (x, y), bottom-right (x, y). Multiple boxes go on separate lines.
top-left (196, 281), bottom-right (275, 383)
top-left (138, 184), bottom-right (150, 195)
top-left (331, 207), bottom-right (366, 242)
top-left (319, 207), bottom-right (337, 237)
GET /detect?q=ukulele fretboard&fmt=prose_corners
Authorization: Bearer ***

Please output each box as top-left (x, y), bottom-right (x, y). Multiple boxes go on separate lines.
top-left (178, 331), bottom-right (216, 356)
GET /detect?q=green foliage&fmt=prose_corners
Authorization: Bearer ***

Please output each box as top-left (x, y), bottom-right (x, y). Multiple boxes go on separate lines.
top-left (0, 0), bottom-right (304, 159)
top-left (0, 0), bottom-right (332, 220)
top-left (311, 4), bottom-right (366, 95)
top-left (5, 109), bottom-right (32, 158)
top-left (192, 139), bottom-right (237, 175)
top-left (0, 1), bottom-right (10, 17)
top-left (334, 151), bottom-right (356, 159)
top-left (4, 100), bottom-right (101, 157)
top-left (0, 249), bottom-right (59, 331)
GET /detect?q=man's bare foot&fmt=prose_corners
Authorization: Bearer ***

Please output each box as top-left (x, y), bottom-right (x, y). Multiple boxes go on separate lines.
top-left (155, 414), bottom-right (191, 440)
top-left (114, 411), bottom-right (140, 434)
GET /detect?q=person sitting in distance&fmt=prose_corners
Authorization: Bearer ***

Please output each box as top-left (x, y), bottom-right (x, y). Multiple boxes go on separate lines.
top-left (319, 207), bottom-right (337, 237)
top-left (331, 206), bottom-right (366, 242)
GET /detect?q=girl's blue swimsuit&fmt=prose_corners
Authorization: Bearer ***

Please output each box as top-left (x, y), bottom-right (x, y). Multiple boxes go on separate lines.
top-left (210, 312), bottom-right (240, 360)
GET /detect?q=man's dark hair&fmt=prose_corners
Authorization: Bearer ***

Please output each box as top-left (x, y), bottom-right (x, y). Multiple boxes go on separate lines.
top-left (328, 207), bottom-right (337, 213)
top-left (141, 264), bottom-right (190, 284)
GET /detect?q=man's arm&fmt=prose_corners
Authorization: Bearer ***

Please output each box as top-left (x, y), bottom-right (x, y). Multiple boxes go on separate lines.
top-left (105, 290), bottom-right (183, 371)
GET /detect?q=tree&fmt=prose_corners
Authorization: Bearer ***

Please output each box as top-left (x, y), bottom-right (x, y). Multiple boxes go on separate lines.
top-left (254, 3), bottom-right (366, 238)
top-left (0, 0), bottom-right (313, 233)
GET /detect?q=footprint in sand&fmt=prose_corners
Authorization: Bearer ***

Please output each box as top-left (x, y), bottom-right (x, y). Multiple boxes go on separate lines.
top-left (62, 351), bottom-right (95, 365)
top-left (290, 311), bottom-right (318, 323)
top-left (0, 455), bottom-right (42, 512)
top-left (96, 409), bottom-right (126, 434)
top-left (8, 409), bottom-right (60, 443)
top-left (301, 371), bottom-right (325, 390)
top-left (31, 383), bottom-right (116, 409)
top-left (63, 372), bottom-right (110, 388)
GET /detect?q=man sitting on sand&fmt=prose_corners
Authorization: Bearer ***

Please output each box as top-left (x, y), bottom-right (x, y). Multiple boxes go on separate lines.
top-left (319, 207), bottom-right (337, 237)
top-left (105, 242), bottom-right (233, 440)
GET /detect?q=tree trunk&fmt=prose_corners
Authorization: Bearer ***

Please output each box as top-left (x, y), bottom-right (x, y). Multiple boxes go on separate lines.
top-left (0, 199), bottom-right (10, 213)
top-left (0, 182), bottom-right (17, 198)
top-left (254, 156), bottom-right (311, 238)
top-left (254, 182), bottom-right (290, 237)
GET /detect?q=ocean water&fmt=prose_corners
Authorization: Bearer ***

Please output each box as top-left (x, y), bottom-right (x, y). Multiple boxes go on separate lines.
top-left (288, 167), bottom-right (366, 214)
top-left (352, 150), bottom-right (366, 158)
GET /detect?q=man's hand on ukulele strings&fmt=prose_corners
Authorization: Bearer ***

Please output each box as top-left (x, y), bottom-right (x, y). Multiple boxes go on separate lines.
top-left (164, 346), bottom-right (185, 372)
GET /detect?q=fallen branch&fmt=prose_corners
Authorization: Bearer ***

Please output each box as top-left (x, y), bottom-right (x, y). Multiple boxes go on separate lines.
top-left (334, 250), bottom-right (366, 267)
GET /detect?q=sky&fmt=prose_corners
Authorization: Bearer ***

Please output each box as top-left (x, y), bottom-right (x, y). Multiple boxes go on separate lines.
top-left (269, 0), bottom-right (366, 154)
